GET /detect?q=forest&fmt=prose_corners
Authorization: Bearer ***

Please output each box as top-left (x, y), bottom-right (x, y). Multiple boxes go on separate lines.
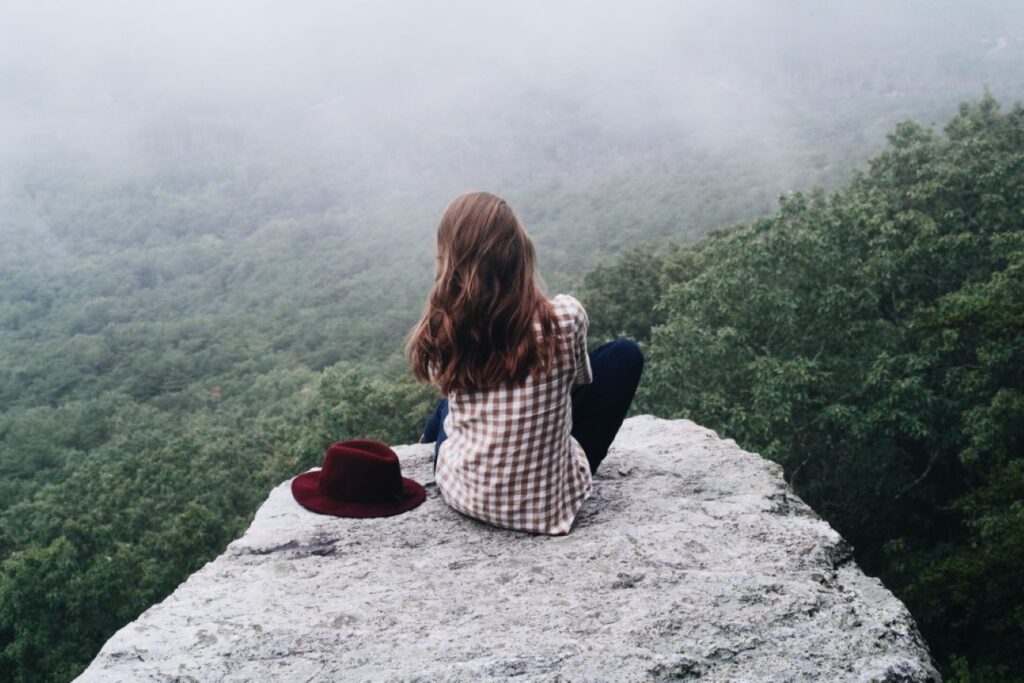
top-left (3, 92), bottom-right (1021, 683)
top-left (582, 94), bottom-right (1024, 681)
top-left (2, 3), bottom-right (1024, 681)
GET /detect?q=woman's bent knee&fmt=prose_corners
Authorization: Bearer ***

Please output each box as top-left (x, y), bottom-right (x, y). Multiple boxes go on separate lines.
top-left (609, 337), bottom-right (644, 370)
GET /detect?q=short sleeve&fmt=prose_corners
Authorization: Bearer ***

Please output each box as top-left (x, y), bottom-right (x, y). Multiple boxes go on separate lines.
top-left (568, 297), bottom-right (592, 387)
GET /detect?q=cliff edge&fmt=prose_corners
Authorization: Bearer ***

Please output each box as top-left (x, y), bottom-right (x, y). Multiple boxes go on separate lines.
top-left (76, 415), bottom-right (939, 682)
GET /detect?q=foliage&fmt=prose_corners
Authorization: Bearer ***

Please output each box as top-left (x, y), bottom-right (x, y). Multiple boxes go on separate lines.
top-left (577, 246), bottom-right (674, 344)
top-left (0, 363), bottom-right (432, 682)
top-left (583, 93), bottom-right (1024, 680)
top-left (1, 82), bottom-right (1023, 681)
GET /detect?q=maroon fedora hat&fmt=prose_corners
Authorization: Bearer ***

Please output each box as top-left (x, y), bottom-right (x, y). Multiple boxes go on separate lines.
top-left (291, 439), bottom-right (426, 518)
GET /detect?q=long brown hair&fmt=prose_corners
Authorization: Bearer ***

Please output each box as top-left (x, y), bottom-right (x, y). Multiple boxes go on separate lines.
top-left (406, 191), bottom-right (557, 394)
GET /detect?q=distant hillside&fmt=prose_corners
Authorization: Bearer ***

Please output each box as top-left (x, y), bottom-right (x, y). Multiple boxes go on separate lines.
top-left (3, 6), bottom-right (1024, 676)
top-left (582, 93), bottom-right (1024, 681)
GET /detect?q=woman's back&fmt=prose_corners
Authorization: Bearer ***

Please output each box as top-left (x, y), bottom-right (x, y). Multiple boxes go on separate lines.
top-left (434, 293), bottom-right (593, 535)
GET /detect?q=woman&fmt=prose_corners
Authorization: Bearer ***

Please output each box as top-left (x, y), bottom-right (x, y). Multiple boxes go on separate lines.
top-left (406, 191), bottom-right (643, 535)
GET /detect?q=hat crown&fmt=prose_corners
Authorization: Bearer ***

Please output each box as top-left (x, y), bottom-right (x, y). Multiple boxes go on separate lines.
top-left (318, 440), bottom-right (404, 503)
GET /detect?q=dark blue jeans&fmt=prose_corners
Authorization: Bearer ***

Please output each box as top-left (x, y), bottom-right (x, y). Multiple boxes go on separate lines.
top-left (420, 338), bottom-right (644, 475)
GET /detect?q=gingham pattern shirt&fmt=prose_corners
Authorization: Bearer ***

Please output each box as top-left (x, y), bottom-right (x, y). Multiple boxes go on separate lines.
top-left (434, 294), bottom-right (594, 535)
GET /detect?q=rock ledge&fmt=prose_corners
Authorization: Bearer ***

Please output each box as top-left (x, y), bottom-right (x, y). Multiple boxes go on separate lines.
top-left (77, 416), bottom-right (939, 682)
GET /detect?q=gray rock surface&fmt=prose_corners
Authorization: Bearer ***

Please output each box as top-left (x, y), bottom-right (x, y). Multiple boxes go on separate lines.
top-left (77, 415), bottom-right (940, 682)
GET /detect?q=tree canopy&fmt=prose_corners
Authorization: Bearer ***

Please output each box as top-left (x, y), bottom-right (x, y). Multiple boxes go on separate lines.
top-left (583, 93), bottom-right (1024, 681)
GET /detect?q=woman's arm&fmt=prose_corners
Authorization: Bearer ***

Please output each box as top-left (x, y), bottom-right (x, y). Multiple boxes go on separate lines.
top-left (570, 297), bottom-right (593, 387)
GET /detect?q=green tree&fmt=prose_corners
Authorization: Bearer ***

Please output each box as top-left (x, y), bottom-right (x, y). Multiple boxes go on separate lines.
top-left (585, 94), bottom-right (1024, 679)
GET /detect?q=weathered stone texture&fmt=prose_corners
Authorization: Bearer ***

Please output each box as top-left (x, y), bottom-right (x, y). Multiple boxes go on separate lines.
top-left (77, 415), bottom-right (940, 682)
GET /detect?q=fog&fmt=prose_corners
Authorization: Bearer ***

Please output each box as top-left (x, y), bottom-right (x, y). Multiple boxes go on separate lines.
top-left (2, 0), bottom-right (1024, 266)
top-left (6, 7), bottom-right (1024, 681)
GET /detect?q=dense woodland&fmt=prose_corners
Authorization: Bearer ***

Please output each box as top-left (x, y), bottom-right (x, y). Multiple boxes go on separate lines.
top-left (1, 8), bottom-right (1024, 678)
top-left (3, 93), bottom-right (1020, 682)
top-left (583, 95), bottom-right (1024, 681)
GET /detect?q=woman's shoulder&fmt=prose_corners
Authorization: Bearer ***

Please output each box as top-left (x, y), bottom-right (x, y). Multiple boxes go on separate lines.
top-left (550, 293), bottom-right (586, 316)
top-left (549, 293), bottom-right (588, 328)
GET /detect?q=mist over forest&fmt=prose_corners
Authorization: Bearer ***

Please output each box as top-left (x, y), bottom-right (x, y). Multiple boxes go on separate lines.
top-left (5, 0), bottom-right (1024, 287)
top-left (2, 2), bottom-right (1024, 681)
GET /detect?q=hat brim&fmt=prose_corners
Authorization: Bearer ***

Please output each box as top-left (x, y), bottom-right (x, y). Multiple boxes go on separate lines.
top-left (291, 469), bottom-right (427, 518)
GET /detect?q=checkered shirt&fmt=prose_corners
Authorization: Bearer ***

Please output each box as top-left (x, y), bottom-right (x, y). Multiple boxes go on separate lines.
top-left (434, 293), bottom-right (594, 535)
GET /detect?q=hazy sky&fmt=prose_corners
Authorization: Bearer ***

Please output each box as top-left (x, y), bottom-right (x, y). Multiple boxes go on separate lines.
top-left (2, 0), bottom-right (1024, 294)
top-left (2, 1), bottom-right (1023, 221)
top-left (4, 1), bottom-right (1021, 131)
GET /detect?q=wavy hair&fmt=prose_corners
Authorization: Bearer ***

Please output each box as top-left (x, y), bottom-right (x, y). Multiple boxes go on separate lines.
top-left (406, 191), bottom-right (557, 395)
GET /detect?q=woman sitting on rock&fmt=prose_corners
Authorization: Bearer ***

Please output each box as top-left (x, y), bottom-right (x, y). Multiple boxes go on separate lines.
top-left (407, 191), bottom-right (643, 535)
